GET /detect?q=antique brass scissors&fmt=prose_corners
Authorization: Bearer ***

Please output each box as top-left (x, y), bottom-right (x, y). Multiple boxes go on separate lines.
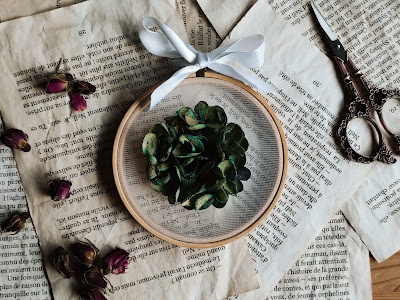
top-left (311, 2), bottom-right (400, 164)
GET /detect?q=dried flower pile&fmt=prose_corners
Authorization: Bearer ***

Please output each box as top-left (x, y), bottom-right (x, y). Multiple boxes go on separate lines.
top-left (54, 240), bottom-right (131, 300)
top-left (142, 101), bottom-right (251, 210)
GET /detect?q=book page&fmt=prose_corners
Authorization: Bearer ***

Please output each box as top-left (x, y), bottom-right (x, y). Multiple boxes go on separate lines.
top-left (0, 0), bottom-right (259, 299)
top-left (0, 0), bottom-right (78, 22)
top-left (177, 0), bottom-right (221, 52)
top-left (0, 117), bottom-right (51, 300)
top-left (231, 212), bottom-right (372, 300)
top-left (196, 0), bottom-right (387, 293)
top-left (198, 0), bottom-right (400, 262)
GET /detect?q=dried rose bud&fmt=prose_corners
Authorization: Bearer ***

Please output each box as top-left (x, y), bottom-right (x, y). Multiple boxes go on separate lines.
top-left (54, 246), bottom-right (79, 279)
top-left (49, 179), bottom-right (72, 201)
top-left (70, 240), bottom-right (99, 265)
top-left (69, 92), bottom-right (87, 112)
top-left (84, 269), bottom-right (108, 289)
top-left (1, 211), bottom-right (30, 234)
top-left (80, 288), bottom-right (107, 300)
top-left (1, 128), bottom-right (31, 152)
top-left (103, 248), bottom-right (131, 275)
top-left (46, 73), bottom-right (73, 93)
top-left (76, 81), bottom-right (96, 95)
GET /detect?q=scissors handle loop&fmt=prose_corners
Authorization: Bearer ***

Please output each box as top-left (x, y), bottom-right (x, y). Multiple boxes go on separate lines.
top-left (335, 56), bottom-right (397, 164)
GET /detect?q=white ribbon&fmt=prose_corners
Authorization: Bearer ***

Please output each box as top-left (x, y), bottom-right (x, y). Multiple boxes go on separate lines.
top-left (139, 17), bottom-right (275, 110)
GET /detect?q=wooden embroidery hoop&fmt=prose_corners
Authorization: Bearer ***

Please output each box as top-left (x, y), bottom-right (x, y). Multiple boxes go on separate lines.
top-left (113, 71), bottom-right (288, 248)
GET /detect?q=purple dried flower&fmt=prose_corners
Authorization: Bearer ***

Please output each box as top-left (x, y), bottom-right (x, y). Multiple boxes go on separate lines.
top-left (76, 81), bottom-right (96, 95)
top-left (69, 92), bottom-right (87, 112)
top-left (49, 179), bottom-right (72, 201)
top-left (103, 248), bottom-right (131, 275)
top-left (1, 211), bottom-right (30, 234)
top-left (69, 240), bottom-right (99, 265)
top-left (1, 128), bottom-right (31, 152)
top-left (80, 288), bottom-right (107, 300)
top-left (46, 73), bottom-right (73, 93)
top-left (54, 246), bottom-right (79, 279)
top-left (84, 269), bottom-right (108, 289)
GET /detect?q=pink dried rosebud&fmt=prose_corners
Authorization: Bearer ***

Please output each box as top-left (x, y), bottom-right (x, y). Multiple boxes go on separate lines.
top-left (49, 179), bottom-right (72, 201)
top-left (69, 92), bottom-right (87, 112)
top-left (1, 211), bottom-right (30, 234)
top-left (1, 128), bottom-right (31, 152)
top-left (84, 269), bottom-right (108, 289)
top-left (69, 240), bottom-right (99, 265)
top-left (54, 246), bottom-right (79, 279)
top-left (80, 288), bottom-right (107, 300)
top-left (76, 81), bottom-right (96, 95)
top-left (46, 73), bottom-right (73, 93)
top-left (103, 248), bottom-right (131, 275)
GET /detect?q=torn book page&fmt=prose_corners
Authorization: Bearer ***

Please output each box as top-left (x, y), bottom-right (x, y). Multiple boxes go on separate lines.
top-left (0, 0), bottom-right (258, 299)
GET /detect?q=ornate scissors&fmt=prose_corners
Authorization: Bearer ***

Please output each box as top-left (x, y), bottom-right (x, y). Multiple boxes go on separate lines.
top-left (311, 2), bottom-right (400, 164)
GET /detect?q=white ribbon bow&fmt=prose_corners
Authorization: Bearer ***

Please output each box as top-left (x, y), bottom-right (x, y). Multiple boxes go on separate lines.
top-left (139, 17), bottom-right (275, 110)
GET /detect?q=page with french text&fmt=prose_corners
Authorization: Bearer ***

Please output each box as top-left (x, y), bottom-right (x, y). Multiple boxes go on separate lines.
top-left (196, 0), bottom-right (382, 293)
top-left (0, 0), bottom-right (259, 299)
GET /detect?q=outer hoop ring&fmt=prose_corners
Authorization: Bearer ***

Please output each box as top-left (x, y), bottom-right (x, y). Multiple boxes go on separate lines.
top-left (113, 71), bottom-right (288, 248)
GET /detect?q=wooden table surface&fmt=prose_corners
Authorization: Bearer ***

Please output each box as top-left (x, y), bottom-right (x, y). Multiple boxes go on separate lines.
top-left (370, 251), bottom-right (400, 299)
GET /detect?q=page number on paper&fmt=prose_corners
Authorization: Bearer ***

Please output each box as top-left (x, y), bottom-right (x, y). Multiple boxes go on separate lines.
top-left (79, 30), bottom-right (86, 36)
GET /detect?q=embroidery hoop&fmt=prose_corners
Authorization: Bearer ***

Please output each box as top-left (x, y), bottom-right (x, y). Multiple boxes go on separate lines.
top-left (113, 72), bottom-right (288, 248)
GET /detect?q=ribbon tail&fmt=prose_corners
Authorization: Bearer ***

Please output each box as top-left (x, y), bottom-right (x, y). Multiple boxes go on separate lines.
top-left (149, 65), bottom-right (200, 110)
top-left (209, 63), bottom-right (276, 94)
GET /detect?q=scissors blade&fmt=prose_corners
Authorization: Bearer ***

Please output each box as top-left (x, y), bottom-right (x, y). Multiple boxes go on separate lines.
top-left (310, 1), bottom-right (347, 61)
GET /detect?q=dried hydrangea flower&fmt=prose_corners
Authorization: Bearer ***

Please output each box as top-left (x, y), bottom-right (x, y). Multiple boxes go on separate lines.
top-left (49, 179), bottom-right (72, 201)
top-left (69, 240), bottom-right (99, 265)
top-left (69, 92), bottom-right (88, 112)
top-left (80, 288), bottom-right (107, 300)
top-left (54, 246), bottom-right (80, 279)
top-left (1, 211), bottom-right (30, 234)
top-left (84, 269), bottom-right (108, 289)
top-left (103, 248), bottom-right (131, 275)
top-left (1, 128), bottom-right (31, 152)
top-left (46, 73), bottom-right (74, 93)
top-left (142, 101), bottom-right (251, 210)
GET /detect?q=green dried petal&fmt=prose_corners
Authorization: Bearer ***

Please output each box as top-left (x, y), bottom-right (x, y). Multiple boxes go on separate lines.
top-left (228, 155), bottom-right (238, 168)
top-left (238, 137), bottom-right (249, 151)
top-left (194, 101), bottom-right (209, 120)
top-left (213, 188), bottom-right (228, 208)
top-left (172, 166), bottom-right (182, 182)
top-left (161, 123), bottom-right (178, 141)
top-left (157, 162), bottom-right (169, 172)
top-left (188, 124), bottom-right (206, 130)
top-left (178, 107), bottom-right (199, 126)
top-left (224, 181), bottom-right (238, 195)
top-left (232, 180), bottom-right (243, 193)
top-left (217, 160), bottom-right (237, 181)
top-left (149, 124), bottom-right (167, 136)
top-left (237, 155), bottom-right (246, 169)
top-left (198, 160), bottom-right (215, 175)
top-left (203, 106), bottom-right (227, 129)
top-left (195, 194), bottom-right (214, 210)
top-left (152, 173), bottom-right (171, 186)
top-left (150, 182), bottom-right (169, 195)
top-left (221, 123), bottom-right (244, 144)
top-left (216, 144), bottom-right (225, 160)
top-left (221, 142), bottom-right (245, 157)
top-left (148, 165), bottom-right (158, 180)
top-left (182, 157), bottom-right (194, 167)
top-left (168, 186), bottom-right (180, 205)
top-left (142, 133), bottom-right (158, 157)
top-left (194, 194), bottom-right (213, 210)
top-left (206, 178), bottom-right (226, 192)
